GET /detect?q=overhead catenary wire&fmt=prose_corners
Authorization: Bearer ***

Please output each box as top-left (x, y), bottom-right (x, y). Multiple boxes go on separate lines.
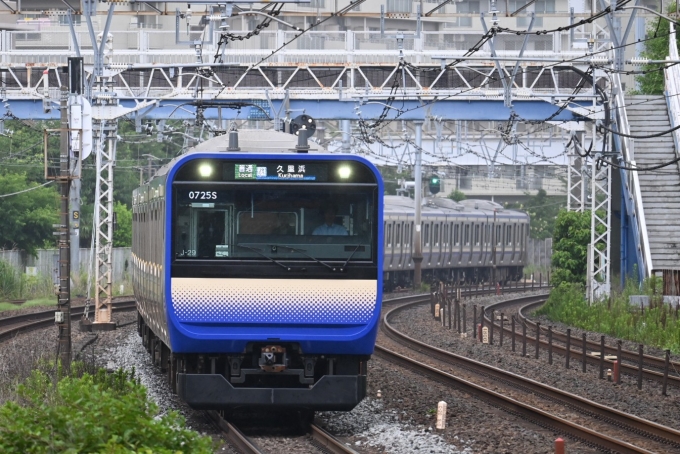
top-left (0, 180), bottom-right (53, 198)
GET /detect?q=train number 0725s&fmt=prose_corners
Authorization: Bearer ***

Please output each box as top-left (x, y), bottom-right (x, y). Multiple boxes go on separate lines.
top-left (188, 191), bottom-right (217, 200)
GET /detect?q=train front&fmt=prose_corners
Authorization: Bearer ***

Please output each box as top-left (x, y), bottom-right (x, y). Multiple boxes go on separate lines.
top-left (167, 153), bottom-right (383, 411)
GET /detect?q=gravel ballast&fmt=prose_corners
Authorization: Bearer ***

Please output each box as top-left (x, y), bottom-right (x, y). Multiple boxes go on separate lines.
top-left (4, 291), bottom-right (678, 453)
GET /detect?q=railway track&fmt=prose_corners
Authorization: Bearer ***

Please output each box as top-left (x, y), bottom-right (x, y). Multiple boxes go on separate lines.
top-left (206, 410), bottom-right (358, 454)
top-left (379, 293), bottom-right (680, 453)
top-left (0, 298), bottom-right (137, 343)
top-left (483, 297), bottom-right (680, 388)
top-left (383, 284), bottom-right (551, 307)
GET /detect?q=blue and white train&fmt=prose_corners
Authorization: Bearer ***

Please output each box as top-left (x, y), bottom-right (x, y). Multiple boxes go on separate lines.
top-left (132, 144), bottom-right (384, 412)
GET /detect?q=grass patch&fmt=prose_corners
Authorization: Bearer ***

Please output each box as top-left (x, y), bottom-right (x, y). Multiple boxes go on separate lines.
top-left (0, 364), bottom-right (216, 453)
top-left (537, 279), bottom-right (680, 353)
top-left (0, 298), bottom-right (56, 313)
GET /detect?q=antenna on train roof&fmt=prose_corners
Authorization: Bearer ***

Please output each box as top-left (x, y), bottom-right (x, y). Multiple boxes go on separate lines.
top-left (227, 123), bottom-right (240, 152)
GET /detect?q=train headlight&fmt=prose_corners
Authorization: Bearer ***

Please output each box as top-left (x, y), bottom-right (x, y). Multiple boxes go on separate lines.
top-left (198, 163), bottom-right (213, 178)
top-left (337, 165), bottom-right (352, 179)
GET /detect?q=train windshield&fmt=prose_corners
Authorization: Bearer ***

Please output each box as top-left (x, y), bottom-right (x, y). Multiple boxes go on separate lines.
top-left (173, 185), bottom-right (377, 263)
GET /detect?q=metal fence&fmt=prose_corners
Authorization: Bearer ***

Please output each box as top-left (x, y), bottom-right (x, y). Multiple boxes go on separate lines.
top-left (0, 247), bottom-right (131, 284)
top-left (527, 237), bottom-right (552, 270)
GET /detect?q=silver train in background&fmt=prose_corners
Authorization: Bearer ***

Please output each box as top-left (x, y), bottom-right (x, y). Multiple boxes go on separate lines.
top-left (383, 195), bottom-right (530, 289)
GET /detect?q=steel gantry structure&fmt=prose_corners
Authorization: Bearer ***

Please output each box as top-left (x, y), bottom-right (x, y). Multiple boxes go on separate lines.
top-left (0, 0), bottom-right (645, 314)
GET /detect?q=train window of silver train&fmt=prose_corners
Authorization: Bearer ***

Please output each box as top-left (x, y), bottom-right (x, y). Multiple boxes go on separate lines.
top-left (454, 224), bottom-right (459, 245)
top-left (506, 225), bottom-right (512, 246)
top-left (496, 225), bottom-right (502, 246)
top-left (474, 224), bottom-right (480, 246)
top-left (386, 224), bottom-right (392, 246)
top-left (434, 224), bottom-right (439, 246)
top-left (423, 223), bottom-right (430, 246)
top-left (395, 224), bottom-right (401, 246)
top-left (464, 224), bottom-right (470, 245)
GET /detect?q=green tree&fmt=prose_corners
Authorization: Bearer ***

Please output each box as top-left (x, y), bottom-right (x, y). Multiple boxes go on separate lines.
top-left (447, 189), bottom-right (466, 202)
top-left (506, 189), bottom-right (565, 239)
top-left (551, 210), bottom-right (591, 286)
top-left (113, 201), bottom-right (132, 247)
top-left (0, 173), bottom-right (59, 256)
top-left (635, 3), bottom-right (680, 94)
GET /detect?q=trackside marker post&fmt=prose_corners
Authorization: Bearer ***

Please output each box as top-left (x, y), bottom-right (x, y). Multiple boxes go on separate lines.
top-left (555, 437), bottom-right (565, 454)
top-left (436, 401), bottom-right (447, 430)
top-left (613, 360), bottom-right (620, 384)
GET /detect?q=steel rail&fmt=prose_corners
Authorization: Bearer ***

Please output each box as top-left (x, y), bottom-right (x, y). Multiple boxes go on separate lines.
top-left (374, 346), bottom-right (655, 454)
top-left (383, 284), bottom-right (551, 307)
top-left (205, 410), bottom-right (263, 454)
top-left (380, 296), bottom-right (680, 453)
top-left (0, 298), bottom-right (137, 343)
top-left (482, 298), bottom-right (680, 387)
top-left (310, 423), bottom-right (359, 454)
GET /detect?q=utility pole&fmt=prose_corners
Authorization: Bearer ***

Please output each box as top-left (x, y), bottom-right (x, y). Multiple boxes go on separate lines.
top-left (56, 87), bottom-right (72, 368)
top-left (413, 121), bottom-right (423, 289)
top-left (68, 57), bottom-right (84, 276)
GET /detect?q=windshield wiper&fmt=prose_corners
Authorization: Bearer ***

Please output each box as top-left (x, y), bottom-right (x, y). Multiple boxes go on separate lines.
top-left (235, 244), bottom-right (292, 271)
top-left (268, 244), bottom-right (339, 271)
top-left (341, 245), bottom-right (362, 270)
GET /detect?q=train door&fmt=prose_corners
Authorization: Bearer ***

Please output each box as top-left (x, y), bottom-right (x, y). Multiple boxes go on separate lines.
top-left (433, 221), bottom-right (442, 267)
top-left (453, 221), bottom-right (461, 265)
top-left (506, 223), bottom-right (515, 263)
top-left (496, 223), bottom-right (504, 267)
top-left (385, 221), bottom-right (393, 269)
top-left (189, 206), bottom-right (234, 258)
top-left (422, 221), bottom-right (431, 268)
top-left (472, 222), bottom-right (481, 265)
top-left (463, 222), bottom-right (471, 264)
top-left (483, 220), bottom-right (491, 266)
top-left (404, 221), bottom-right (413, 270)
top-left (443, 222), bottom-right (450, 267)
top-left (394, 221), bottom-right (402, 271)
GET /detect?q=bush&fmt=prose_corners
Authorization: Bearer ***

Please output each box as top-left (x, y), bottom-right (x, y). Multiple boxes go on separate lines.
top-left (537, 280), bottom-right (680, 353)
top-left (0, 367), bottom-right (215, 454)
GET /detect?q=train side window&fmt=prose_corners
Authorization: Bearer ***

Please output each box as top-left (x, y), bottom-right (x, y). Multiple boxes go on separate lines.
top-left (386, 223), bottom-right (392, 246)
top-left (405, 224), bottom-right (411, 251)
top-left (443, 224), bottom-right (449, 246)
top-left (474, 224), bottom-right (480, 246)
top-left (454, 224), bottom-right (460, 245)
top-left (506, 225), bottom-right (512, 246)
top-left (423, 223), bottom-right (430, 246)
top-left (434, 224), bottom-right (439, 246)
top-left (496, 225), bottom-right (502, 246)
top-left (464, 224), bottom-right (470, 245)
top-left (395, 224), bottom-right (401, 246)
top-left (484, 223), bottom-right (490, 245)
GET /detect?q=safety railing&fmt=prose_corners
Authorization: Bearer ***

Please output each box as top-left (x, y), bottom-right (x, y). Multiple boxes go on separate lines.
top-left (611, 71), bottom-right (651, 279)
top-left (665, 23), bottom-right (680, 164)
top-left (0, 28), bottom-right (590, 66)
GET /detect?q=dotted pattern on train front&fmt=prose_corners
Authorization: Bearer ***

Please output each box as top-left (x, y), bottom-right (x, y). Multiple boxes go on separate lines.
top-left (171, 278), bottom-right (378, 324)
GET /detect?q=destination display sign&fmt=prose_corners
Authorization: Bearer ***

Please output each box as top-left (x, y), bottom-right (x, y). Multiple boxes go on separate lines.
top-left (229, 162), bottom-right (328, 182)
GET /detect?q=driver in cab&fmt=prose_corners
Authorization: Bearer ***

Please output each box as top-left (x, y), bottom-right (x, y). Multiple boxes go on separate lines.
top-left (312, 204), bottom-right (348, 236)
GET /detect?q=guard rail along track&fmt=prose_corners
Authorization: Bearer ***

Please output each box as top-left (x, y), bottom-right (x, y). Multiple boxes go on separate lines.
top-left (379, 293), bottom-right (680, 453)
top-left (483, 298), bottom-right (680, 388)
top-left (0, 298), bottom-right (137, 344)
top-left (206, 410), bottom-right (358, 454)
